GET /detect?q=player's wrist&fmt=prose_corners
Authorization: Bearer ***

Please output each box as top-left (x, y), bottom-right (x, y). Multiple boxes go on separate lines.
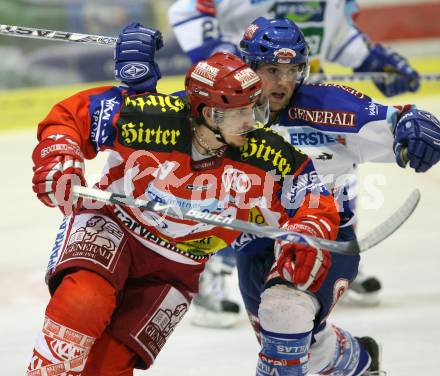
top-left (282, 222), bottom-right (318, 237)
top-left (32, 135), bottom-right (84, 164)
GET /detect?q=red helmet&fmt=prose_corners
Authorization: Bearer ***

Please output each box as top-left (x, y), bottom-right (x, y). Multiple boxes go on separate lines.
top-left (185, 52), bottom-right (262, 119)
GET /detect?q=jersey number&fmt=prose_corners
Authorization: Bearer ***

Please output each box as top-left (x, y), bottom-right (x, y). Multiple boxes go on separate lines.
top-left (202, 19), bottom-right (219, 40)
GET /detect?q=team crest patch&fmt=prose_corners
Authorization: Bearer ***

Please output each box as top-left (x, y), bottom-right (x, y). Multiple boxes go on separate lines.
top-left (274, 48), bottom-right (296, 63)
top-left (120, 63), bottom-right (149, 80)
top-left (58, 214), bottom-right (124, 271)
top-left (133, 287), bottom-right (189, 359)
top-left (331, 278), bottom-right (349, 309)
top-left (222, 167), bottom-right (252, 193)
top-left (244, 23), bottom-right (259, 40)
top-left (333, 279), bottom-right (349, 301)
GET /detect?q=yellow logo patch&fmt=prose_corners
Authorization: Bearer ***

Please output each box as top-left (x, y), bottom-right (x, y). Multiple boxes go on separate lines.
top-left (125, 94), bottom-right (185, 113)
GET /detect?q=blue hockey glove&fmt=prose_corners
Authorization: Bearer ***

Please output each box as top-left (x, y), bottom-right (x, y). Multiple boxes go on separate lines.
top-left (354, 44), bottom-right (420, 97)
top-left (115, 22), bottom-right (163, 93)
top-left (394, 109), bottom-right (440, 172)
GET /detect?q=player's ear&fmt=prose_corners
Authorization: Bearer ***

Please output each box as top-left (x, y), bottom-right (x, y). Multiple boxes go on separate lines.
top-left (202, 106), bottom-right (215, 126)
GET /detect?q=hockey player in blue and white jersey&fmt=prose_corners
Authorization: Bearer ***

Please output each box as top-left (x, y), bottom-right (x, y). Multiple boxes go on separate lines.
top-left (232, 17), bottom-right (440, 375)
top-left (169, 0), bottom-right (422, 324)
top-left (169, 0), bottom-right (420, 97)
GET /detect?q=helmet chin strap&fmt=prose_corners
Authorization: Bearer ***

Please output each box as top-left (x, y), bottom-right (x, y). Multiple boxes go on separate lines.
top-left (205, 107), bottom-right (229, 145)
top-left (206, 123), bottom-right (228, 145)
top-left (192, 124), bottom-right (228, 156)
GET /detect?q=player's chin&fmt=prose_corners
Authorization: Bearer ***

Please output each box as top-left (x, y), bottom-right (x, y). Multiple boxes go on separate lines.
top-left (228, 135), bottom-right (247, 148)
top-left (270, 97), bottom-right (289, 112)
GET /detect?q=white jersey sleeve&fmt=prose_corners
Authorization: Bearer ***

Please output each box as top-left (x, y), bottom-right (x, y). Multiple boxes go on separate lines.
top-left (324, 0), bottom-right (370, 69)
top-left (168, 0), bottom-right (271, 63)
top-left (272, 84), bottom-right (408, 184)
top-left (168, 0), bottom-right (220, 60)
top-left (169, 0), bottom-right (372, 69)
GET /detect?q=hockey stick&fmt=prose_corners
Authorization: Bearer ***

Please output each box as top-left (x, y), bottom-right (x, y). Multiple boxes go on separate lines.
top-left (2, 24), bottom-right (439, 82)
top-left (358, 188), bottom-right (420, 252)
top-left (72, 186), bottom-right (358, 255)
top-left (72, 186), bottom-right (420, 255)
top-left (0, 24), bottom-right (117, 46)
top-left (308, 72), bottom-right (440, 82)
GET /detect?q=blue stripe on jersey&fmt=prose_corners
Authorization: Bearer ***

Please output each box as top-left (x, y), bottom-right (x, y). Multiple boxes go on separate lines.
top-left (187, 38), bottom-right (226, 63)
top-left (171, 14), bottom-right (212, 28)
top-left (330, 30), bottom-right (363, 63)
top-left (171, 90), bottom-right (186, 97)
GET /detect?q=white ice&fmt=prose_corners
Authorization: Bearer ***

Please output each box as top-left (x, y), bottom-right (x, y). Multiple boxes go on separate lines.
top-left (1, 96), bottom-right (440, 375)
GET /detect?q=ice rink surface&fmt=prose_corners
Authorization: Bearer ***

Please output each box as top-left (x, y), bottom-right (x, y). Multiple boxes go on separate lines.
top-left (1, 95), bottom-right (439, 375)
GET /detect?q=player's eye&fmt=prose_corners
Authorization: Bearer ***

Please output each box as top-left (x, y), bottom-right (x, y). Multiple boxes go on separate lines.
top-left (267, 67), bottom-right (278, 75)
top-left (289, 68), bottom-right (299, 76)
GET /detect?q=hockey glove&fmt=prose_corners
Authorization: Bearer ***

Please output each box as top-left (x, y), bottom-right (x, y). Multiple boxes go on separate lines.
top-left (354, 44), bottom-right (420, 97)
top-left (196, 0), bottom-right (217, 16)
top-left (32, 135), bottom-right (85, 215)
top-left (115, 22), bottom-right (163, 93)
top-left (275, 224), bottom-right (332, 293)
top-left (394, 109), bottom-right (440, 172)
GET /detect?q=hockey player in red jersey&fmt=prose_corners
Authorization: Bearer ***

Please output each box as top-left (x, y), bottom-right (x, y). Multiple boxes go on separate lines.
top-left (26, 23), bottom-right (344, 375)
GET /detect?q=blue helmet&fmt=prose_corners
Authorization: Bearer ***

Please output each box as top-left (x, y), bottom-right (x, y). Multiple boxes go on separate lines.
top-left (239, 17), bottom-right (309, 82)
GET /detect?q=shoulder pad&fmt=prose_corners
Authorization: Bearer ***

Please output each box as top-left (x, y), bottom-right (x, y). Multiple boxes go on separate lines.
top-left (233, 128), bottom-right (309, 181)
top-left (116, 92), bottom-right (190, 152)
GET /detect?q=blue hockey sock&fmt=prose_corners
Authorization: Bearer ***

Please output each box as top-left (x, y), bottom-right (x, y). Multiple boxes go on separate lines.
top-left (256, 328), bottom-right (311, 376)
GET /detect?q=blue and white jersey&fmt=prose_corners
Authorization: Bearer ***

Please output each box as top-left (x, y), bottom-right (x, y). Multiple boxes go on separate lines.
top-left (271, 83), bottom-right (403, 224)
top-left (169, 0), bottom-right (369, 68)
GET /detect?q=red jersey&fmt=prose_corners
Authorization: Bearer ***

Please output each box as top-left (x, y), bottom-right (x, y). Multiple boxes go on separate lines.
top-left (38, 86), bottom-right (339, 265)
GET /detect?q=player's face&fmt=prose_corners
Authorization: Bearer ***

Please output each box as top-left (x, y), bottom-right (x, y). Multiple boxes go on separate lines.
top-left (256, 63), bottom-right (299, 113)
top-left (215, 103), bottom-right (256, 147)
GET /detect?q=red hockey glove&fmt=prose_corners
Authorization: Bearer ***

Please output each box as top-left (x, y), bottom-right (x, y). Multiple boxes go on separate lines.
top-left (276, 224), bottom-right (332, 293)
top-left (32, 135), bottom-right (85, 215)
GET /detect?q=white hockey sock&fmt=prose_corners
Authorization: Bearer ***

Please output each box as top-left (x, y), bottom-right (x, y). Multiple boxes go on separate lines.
top-left (257, 330), bottom-right (312, 376)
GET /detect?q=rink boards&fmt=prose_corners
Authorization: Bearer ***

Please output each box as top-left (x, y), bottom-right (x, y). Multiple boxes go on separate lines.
top-left (0, 56), bottom-right (439, 133)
